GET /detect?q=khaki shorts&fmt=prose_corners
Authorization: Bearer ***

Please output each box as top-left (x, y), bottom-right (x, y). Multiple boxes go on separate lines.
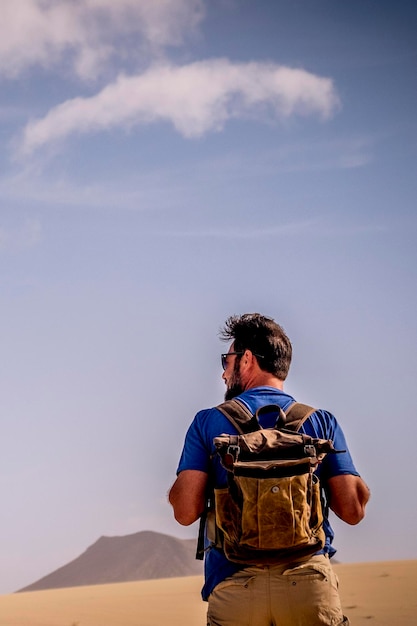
top-left (207, 555), bottom-right (349, 626)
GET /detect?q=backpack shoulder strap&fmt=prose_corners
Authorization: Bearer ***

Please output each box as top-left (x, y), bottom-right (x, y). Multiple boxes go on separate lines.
top-left (284, 402), bottom-right (316, 432)
top-left (197, 398), bottom-right (255, 559)
top-left (216, 398), bottom-right (259, 434)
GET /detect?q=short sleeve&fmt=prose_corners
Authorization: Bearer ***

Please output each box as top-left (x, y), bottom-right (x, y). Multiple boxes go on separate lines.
top-left (176, 409), bottom-right (212, 475)
top-left (302, 409), bottom-right (360, 481)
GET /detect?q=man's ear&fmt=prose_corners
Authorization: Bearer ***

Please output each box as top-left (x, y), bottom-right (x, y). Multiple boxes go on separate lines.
top-left (242, 349), bottom-right (254, 369)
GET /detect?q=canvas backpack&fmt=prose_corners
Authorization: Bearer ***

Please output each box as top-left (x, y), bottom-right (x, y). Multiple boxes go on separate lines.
top-left (198, 399), bottom-right (337, 565)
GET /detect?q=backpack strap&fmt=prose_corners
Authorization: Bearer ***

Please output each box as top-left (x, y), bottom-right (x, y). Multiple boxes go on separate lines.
top-left (284, 402), bottom-right (316, 432)
top-left (197, 399), bottom-right (256, 559)
top-left (217, 399), bottom-right (289, 434)
top-left (217, 399), bottom-right (316, 434)
top-left (216, 398), bottom-right (259, 434)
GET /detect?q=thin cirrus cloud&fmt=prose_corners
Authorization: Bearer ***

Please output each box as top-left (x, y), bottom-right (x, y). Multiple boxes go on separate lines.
top-left (17, 59), bottom-right (340, 156)
top-left (0, 0), bottom-right (205, 79)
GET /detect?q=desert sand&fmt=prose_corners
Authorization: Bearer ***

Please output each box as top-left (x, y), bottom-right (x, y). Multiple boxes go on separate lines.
top-left (1, 560), bottom-right (416, 626)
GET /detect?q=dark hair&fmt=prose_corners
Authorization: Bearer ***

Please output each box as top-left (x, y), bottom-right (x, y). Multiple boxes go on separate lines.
top-left (220, 313), bottom-right (292, 380)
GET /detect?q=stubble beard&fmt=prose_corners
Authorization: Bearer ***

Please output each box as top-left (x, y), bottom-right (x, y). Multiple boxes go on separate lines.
top-left (224, 359), bottom-right (244, 401)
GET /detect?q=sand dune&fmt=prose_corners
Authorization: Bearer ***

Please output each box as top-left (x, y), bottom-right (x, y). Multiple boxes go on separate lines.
top-left (1, 560), bottom-right (416, 626)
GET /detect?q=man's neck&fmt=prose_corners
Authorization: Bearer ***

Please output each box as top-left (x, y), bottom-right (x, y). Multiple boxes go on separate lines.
top-left (245, 372), bottom-right (284, 391)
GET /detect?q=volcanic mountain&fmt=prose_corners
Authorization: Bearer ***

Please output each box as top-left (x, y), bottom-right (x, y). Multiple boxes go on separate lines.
top-left (19, 530), bottom-right (203, 592)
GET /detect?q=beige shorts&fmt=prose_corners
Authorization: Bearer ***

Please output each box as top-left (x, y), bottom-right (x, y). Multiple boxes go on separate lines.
top-left (207, 554), bottom-right (349, 626)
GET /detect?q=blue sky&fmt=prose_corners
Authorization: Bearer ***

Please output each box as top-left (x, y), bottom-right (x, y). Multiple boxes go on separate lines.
top-left (1, 0), bottom-right (416, 594)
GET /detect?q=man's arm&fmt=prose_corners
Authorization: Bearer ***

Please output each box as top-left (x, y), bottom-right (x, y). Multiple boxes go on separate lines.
top-left (327, 474), bottom-right (370, 525)
top-left (168, 469), bottom-right (208, 526)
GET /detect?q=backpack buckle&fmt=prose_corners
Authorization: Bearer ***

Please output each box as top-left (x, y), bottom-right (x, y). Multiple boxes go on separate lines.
top-left (222, 445), bottom-right (240, 470)
top-left (304, 444), bottom-right (316, 457)
top-left (227, 444), bottom-right (240, 460)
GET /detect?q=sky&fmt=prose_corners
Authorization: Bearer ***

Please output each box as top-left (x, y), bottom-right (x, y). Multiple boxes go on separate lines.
top-left (1, 0), bottom-right (416, 595)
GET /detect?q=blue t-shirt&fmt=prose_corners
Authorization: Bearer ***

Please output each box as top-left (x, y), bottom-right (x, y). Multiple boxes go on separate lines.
top-left (176, 387), bottom-right (359, 601)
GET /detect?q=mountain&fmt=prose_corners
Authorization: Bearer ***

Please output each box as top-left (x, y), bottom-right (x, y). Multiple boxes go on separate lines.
top-left (18, 531), bottom-right (203, 592)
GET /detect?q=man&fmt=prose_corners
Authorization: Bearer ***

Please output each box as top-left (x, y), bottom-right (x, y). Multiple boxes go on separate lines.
top-left (169, 313), bottom-right (370, 625)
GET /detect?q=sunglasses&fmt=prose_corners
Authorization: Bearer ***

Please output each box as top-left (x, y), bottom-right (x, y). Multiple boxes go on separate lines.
top-left (221, 352), bottom-right (244, 370)
top-left (221, 351), bottom-right (265, 370)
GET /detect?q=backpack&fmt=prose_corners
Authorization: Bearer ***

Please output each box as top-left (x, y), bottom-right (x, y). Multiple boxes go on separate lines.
top-left (198, 399), bottom-right (337, 565)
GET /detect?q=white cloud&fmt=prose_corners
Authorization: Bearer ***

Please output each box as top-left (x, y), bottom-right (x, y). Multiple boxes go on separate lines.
top-left (17, 59), bottom-right (339, 156)
top-left (0, 0), bottom-right (205, 79)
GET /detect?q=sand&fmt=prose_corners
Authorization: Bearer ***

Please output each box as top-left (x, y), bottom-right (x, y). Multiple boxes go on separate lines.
top-left (0, 560), bottom-right (416, 626)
